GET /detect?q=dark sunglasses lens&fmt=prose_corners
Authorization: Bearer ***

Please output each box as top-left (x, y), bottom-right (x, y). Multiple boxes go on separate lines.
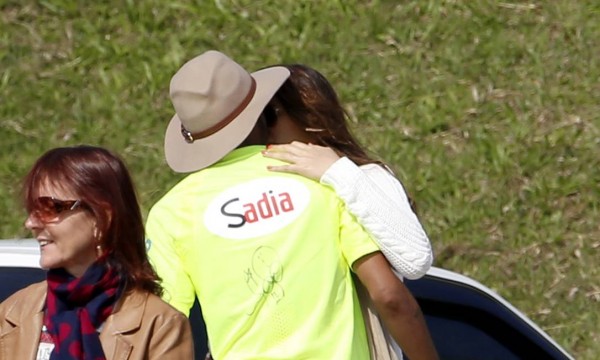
top-left (33, 197), bottom-right (57, 221)
top-left (32, 197), bottom-right (75, 222)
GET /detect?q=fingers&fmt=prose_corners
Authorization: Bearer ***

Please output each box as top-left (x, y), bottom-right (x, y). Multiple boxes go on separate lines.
top-left (263, 145), bottom-right (302, 161)
top-left (290, 141), bottom-right (311, 149)
top-left (290, 141), bottom-right (328, 151)
top-left (267, 142), bottom-right (306, 155)
top-left (263, 143), bottom-right (330, 180)
top-left (262, 148), bottom-right (299, 164)
top-left (265, 142), bottom-right (327, 159)
top-left (267, 163), bottom-right (319, 180)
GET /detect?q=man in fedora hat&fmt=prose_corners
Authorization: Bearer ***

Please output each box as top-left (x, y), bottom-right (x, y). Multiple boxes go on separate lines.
top-left (146, 51), bottom-right (427, 360)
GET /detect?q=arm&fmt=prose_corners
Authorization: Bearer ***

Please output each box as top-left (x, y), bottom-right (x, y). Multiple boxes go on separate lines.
top-left (323, 156), bottom-right (432, 279)
top-left (354, 252), bottom-right (439, 360)
top-left (146, 205), bottom-right (196, 316)
top-left (263, 142), bottom-right (433, 279)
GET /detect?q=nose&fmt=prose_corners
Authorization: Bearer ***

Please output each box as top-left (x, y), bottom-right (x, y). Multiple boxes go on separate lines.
top-left (24, 212), bottom-right (43, 231)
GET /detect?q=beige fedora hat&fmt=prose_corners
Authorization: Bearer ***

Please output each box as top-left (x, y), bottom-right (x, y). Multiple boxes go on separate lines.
top-left (164, 50), bottom-right (290, 173)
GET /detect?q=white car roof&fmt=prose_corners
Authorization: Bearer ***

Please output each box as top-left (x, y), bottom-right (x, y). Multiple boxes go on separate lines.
top-left (0, 238), bottom-right (40, 268)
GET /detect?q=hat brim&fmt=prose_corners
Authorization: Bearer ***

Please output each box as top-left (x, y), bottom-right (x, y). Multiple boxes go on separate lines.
top-left (164, 66), bottom-right (290, 173)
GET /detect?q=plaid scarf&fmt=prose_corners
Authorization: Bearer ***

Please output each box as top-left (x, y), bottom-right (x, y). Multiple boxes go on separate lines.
top-left (45, 262), bottom-right (123, 360)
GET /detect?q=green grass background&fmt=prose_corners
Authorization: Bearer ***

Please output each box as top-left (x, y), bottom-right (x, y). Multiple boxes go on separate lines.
top-left (1, 1), bottom-right (598, 357)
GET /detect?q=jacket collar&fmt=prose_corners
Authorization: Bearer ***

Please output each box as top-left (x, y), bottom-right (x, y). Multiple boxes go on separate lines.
top-left (100, 288), bottom-right (150, 359)
top-left (1, 282), bottom-right (153, 360)
top-left (1, 282), bottom-right (46, 360)
top-left (2, 283), bottom-right (150, 335)
top-left (3, 284), bottom-right (150, 334)
top-left (104, 288), bottom-right (149, 334)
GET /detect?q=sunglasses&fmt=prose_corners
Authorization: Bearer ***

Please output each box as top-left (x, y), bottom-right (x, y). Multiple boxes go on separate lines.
top-left (30, 196), bottom-right (84, 223)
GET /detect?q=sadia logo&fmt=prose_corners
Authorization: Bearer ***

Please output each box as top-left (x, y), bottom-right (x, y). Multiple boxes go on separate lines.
top-left (204, 177), bottom-right (310, 239)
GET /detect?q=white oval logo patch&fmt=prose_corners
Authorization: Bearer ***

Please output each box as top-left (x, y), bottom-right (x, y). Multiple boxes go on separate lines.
top-left (204, 177), bottom-right (310, 240)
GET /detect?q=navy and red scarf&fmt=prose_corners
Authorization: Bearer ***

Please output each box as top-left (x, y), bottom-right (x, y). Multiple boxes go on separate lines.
top-left (45, 262), bottom-right (123, 360)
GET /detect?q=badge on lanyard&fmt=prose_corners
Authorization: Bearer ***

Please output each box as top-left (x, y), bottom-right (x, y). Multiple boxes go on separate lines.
top-left (37, 325), bottom-right (55, 360)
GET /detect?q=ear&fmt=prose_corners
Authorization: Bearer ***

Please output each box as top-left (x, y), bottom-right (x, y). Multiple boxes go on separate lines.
top-left (93, 205), bottom-right (113, 241)
top-left (101, 209), bottom-right (113, 238)
top-left (105, 208), bottom-right (113, 227)
top-left (92, 217), bottom-right (103, 239)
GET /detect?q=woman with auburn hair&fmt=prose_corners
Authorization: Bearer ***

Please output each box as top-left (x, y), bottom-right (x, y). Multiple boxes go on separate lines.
top-left (262, 64), bottom-right (437, 360)
top-left (0, 145), bottom-right (194, 360)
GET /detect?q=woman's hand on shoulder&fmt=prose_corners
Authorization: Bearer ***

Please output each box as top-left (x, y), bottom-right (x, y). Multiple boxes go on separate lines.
top-left (262, 141), bottom-right (341, 181)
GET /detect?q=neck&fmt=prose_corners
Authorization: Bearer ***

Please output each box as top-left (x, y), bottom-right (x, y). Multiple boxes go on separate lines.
top-left (237, 117), bottom-right (268, 148)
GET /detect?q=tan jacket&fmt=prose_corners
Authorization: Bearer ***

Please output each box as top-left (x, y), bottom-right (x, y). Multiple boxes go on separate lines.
top-left (0, 281), bottom-right (194, 360)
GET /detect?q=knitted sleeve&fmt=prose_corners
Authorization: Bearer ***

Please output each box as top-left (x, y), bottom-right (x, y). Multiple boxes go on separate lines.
top-left (320, 157), bottom-right (433, 279)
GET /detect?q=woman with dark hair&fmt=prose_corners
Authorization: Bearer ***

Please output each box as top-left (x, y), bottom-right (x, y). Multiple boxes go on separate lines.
top-left (0, 145), bottom-right (194, 360)
top-left (263, 64), bottom-right (432, 280)
top-left (262, 65), bottom-right (437, 360)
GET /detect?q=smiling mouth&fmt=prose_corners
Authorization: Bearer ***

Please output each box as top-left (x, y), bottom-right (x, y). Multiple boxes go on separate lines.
top-left (39, 240), bottom-right (52, 247)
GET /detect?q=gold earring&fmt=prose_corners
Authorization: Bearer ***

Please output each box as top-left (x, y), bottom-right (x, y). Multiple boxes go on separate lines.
top-left (96, 244), bottom-right (102, 257)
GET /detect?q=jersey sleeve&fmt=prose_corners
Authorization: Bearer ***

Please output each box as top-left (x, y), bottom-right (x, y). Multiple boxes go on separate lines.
top-left (338, 199), bottom-right (380, 267)
top-left (321, 157), bottom-right (433, 279)
top-left (146, 204), bottom-right (196, 316)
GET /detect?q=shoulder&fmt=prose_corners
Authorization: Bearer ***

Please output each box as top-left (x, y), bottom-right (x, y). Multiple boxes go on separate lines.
top-left (323, 157), bottom-right (395, 183)
top-left (150, 173), bottom-right (200, 206)
top-left (146, 292), bottom-right (186, 315)
top-left (359, 162), bottom-right (395, 177)
top-left (110, 289), bottom-right (189, 336)
top-left (129, 289), bottom-right (188, 322)
top-left (143, 292), bottom-right (191, 332)
top-left (359, 163), bottom-right (407, 191)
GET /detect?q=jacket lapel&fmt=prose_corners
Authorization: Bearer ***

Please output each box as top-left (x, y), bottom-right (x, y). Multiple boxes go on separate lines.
top-left (0, 283), bottom-right (45, 360)
top-left (100, 290), bottom-right (148, 360)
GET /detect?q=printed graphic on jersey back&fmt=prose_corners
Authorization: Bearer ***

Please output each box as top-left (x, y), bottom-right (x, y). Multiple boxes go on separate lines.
top-left (204, 177), bottom-right (310, 239)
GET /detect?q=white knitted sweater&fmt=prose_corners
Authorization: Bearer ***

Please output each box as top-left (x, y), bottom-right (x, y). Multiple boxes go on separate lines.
top-left (321, 157), bottom-right (433, 280)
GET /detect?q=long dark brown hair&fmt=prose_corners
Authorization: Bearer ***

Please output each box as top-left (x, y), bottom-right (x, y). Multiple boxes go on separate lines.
top-left (271, 64), bottom-right (383, 166)
top-left (22, 145), bottom-right (162, 296)
top-left (270, 64), bottom-right (419, 212)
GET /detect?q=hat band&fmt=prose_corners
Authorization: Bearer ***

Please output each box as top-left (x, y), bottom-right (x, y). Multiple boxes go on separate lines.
top-left (181, 78), bottom-right (257, 143)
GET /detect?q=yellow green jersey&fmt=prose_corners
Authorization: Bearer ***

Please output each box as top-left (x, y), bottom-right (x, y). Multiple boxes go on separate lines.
top-left (146, 146), bottom-right (379, 360)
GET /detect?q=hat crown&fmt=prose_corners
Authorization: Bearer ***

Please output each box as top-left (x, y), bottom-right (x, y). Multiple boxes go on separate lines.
top-left (163, 50), bottom-right (290, 173)
top-left (169, 51), bottom-right (253, 134)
